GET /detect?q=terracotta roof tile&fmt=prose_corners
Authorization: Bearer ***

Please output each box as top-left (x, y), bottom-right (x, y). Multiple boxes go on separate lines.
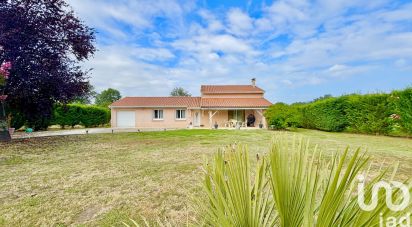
top-left (201, 85), bottom-right (264, 94)
top-left (110, 97), bottom-right (201, 108)
top-left (201, 98), bottom-right (272, 108)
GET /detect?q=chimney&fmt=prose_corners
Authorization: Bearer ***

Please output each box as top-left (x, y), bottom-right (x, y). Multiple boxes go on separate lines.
top-left (251, 78), bottom-right (256, 87)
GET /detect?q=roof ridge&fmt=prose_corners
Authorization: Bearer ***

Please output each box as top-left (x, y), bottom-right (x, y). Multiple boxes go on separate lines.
top-left (122, 96), bottom-right (201, 98)
top-left (201, 84), bottom-right (258, 86)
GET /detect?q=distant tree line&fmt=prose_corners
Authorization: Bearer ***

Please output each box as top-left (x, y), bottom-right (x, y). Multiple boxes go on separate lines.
top-left (170, 87), bottom-right (191, 96)
top-left (264, 88), bottom-right (412, 137)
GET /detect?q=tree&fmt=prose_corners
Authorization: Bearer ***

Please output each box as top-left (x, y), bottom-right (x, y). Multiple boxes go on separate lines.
top-left (312, 94), bottom-right (333, 102)
top-left (95, 88), bottom-right (121, 107)
top-left (170, 87), bottom-right (191, 96)
top-left (71, 84), bottom-right (97, 104)
top-left (0, 0), bottom-right (95, 130)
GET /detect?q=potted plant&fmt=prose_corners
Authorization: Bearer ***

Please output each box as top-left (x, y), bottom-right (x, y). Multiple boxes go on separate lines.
top-left (259, 121), bottom-right (263, 128)
top-left (214, 121), bottom-right (218, 129)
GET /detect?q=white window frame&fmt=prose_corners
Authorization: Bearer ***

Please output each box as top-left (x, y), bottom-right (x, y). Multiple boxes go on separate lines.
top-left (153, 109), bottom-right (164, 120)
top-left (175, 109), bottom-right (186, 120)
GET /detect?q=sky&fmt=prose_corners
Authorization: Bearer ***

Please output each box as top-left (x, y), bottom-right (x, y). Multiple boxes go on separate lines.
top-left (70, 0), bottom-right (412, 103)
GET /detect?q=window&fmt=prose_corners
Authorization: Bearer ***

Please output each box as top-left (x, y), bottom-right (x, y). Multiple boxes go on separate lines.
top-left (176, 109), bottom-right (186, 120)
top-left (153, 109), bottom-right (163, 120)
top-left (228, 110), bottom-right (245, 122)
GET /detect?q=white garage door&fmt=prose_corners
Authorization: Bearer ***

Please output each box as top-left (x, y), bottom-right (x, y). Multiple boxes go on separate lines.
top-left (116, 111), bottom-right (136, 128)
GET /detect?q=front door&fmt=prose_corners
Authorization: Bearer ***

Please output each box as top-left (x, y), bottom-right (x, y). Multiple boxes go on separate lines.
top-left (194, 111), bottom-right (201, 127)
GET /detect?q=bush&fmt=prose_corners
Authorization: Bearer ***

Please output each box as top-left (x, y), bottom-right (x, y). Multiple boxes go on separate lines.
top-left (79, 105), bottom-right (111, 127)
top-left (265, 103), bottom-right (303, 129)
top-left (344, 93), bottom-right (392, 134)
top-left (301, 97), bottom-right (348, 132)
top-left (6, 107), bottom-right (26, 129)
top-left (390, 88), bottom-right (412, 134)
top-left (265, 88), bottom-right (412, 136)
top-left (52, 104), bottom-right (110, 128)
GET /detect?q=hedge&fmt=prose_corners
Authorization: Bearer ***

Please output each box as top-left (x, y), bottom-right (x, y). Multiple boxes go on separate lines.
top-left (301, 97), bottom-right (348, 132)
top-left (265, 103), bottom-right (303, 129)
top-left (265, 88), bottom-right (412, 136)
top-left (52, 104), bottom-right (110, 128)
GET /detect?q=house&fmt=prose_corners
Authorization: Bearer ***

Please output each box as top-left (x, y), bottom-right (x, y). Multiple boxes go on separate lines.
top-left (109, 79), bottom-right (272, 129)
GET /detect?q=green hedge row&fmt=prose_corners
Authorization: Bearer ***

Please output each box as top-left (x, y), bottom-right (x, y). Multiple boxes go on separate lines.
top-left (52, 104), bottom-right (110, 128)
top-left (264, 103), bottom-right (303, 129)
top-left (265, 88), bottom-right (412, 136)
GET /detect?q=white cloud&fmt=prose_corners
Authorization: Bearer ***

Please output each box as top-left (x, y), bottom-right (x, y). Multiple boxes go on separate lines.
top-left (173, 34), bottom-right (256, 57)
top-left (84, 45), bottom-right (176, 96)
top-left (226, 8), bottom-right (254, 36)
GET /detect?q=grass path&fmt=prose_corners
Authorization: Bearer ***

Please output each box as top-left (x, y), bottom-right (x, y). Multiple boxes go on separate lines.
top-left (0, 129), bottom-right (411, 226)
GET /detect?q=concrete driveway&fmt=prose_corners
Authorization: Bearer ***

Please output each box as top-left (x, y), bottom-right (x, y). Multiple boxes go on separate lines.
top-left (11, 128), bottom-right (175, 139)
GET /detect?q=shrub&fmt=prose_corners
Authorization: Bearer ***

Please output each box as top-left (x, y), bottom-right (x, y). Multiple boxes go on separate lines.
top-left (301, 97), bottom-right (347, 132)
top-left (266, 87), bottom-right (412, 136)
top-left (344, 93), bottom-right (392, 134)
top-left (79, 105), bottom-right (111, 127)
top-left (198, 137), bottom-right (411, 226)
top-left (7, 107), bottom-right (26, 129)
top-left (52, 104), bottom-right (110, 128)
top-left (265, 102), bottom-right (303, 129)
top-left (390, 88), bottom-right (412, 134)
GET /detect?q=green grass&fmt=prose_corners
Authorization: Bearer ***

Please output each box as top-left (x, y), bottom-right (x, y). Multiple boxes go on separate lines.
top-left (0, 129), bottom-right (411, 226)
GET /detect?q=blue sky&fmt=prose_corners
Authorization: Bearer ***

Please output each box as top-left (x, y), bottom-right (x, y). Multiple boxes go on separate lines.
top-left (70, 0), bottom-right (412, 103)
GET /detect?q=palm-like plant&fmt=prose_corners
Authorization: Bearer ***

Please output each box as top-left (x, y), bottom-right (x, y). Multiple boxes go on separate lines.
top-left (198, 145), bottom-right (277, 226)
top-left (198, 136), bottom-right (411, 226)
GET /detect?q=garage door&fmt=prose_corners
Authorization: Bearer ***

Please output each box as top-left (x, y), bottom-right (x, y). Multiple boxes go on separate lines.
top-left (116, 111), bottom-right (136, 128)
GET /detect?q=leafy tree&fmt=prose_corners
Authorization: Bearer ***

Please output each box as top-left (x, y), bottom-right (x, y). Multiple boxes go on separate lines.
top-left (0, 0), bottom-right (95, 130)
top-left (71, 85), bottom-right (97, 104)
top-left (95, 88), bottom-right (121, 107)
top-left (170, 87), bottom-right (191, 96)
top-left (312, 94), bottom-right (333, 102)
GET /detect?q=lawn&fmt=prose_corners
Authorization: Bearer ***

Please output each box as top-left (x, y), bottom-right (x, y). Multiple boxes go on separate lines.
top-left (0, 129), bottom-right (411, 226)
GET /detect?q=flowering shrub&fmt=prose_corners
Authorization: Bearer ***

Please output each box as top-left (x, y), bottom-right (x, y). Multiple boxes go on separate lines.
top-left (0, 61), bottom-right (12, 87)
top-left (0, 61), bottom-right (12, 79)
top-left (0, 61), bottom-right (12, 131)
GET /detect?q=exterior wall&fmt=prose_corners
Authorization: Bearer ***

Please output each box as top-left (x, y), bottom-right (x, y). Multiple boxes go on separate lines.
top-left (201, 93), bottom-right (263, 98)
top-left (111, 108), bottom-right (268, 128)
top-left (200, 110), bottom-right (229, 127)
top-left (111, 108), bottom-right (192, 128)
top-left (252, 109), bottom-right (266, 127)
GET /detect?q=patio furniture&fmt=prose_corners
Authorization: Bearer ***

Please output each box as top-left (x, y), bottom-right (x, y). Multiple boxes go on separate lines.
top-left (224, 122), bottom-right (231, 127)
top-left (235, 121), bottom-right (241, 129)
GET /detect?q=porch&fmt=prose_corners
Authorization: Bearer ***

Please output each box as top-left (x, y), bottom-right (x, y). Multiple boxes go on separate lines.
top-left (193, 109), bottom-right (267, 129)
